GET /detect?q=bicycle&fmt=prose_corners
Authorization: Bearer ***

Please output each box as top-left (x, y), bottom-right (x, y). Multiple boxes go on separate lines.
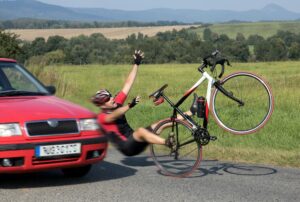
top-left (148, 50), bottom-right (274, 177)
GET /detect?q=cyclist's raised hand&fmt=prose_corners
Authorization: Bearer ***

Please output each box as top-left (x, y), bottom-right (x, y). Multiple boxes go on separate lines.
top-left (128, 96), bottom-right (141, 108)
top-left (133, 50), bottom-right (144, 65)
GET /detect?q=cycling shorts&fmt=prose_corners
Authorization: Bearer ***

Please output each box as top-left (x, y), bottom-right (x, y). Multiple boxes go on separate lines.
top-left (107, 126), bottom-right (153, 156)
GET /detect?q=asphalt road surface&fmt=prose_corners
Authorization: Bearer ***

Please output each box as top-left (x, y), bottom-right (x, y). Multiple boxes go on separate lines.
top-left (0, 148), bottom-right (299, 202)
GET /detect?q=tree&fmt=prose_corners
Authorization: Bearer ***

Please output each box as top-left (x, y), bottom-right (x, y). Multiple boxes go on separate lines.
top-left (236, 33), bottom-right (246, 42)
top-left (254, 37), bottom-right (287, 61)
top-left (247, 35), bottom-right (265, 46)
top-left (276, 31), bottom-right (297, 47)
top-left (203, 28), bottom-right (213, 41)
top-left (46, 35), bottom-right (67, 52)
top-left (26, 50), bottom-right (66, 67)
top-left (254, 40), bottom-right (270, 61)
top-left (268, 37), bottom-right (287, 61)
top-left (30, 37), bottom-right (47, 56)
top-left (68, 44), bottom-right (89, 65)
top-left (288, 42), bottom-right (300, 59)
top-left (0, 30), bottom-right (22, 59)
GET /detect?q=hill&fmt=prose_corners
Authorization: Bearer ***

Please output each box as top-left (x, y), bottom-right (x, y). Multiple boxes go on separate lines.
top-left (0, 0), bottom-right (103, 21)
top-left (0, 0), bottom-right (300, 23)
top-left (73, 4), bottom-right (300, 23)
top-left (190, 21), bottom-right (300, 39)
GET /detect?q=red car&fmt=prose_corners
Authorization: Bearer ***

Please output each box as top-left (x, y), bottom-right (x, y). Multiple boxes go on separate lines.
top-left (0, 58), bottom-right (107, 177)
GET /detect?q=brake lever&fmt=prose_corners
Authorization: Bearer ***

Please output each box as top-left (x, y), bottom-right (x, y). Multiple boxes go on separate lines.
top-left (212, 58), bottom-right (231, 78)
top-left (219, 64), bottom-right (225, 78)
top-left (210, 62), bottom-right (217, 73)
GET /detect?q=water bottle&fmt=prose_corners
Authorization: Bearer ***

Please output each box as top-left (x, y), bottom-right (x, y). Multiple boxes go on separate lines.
top-left (197, 96), bottom-right (206, 118)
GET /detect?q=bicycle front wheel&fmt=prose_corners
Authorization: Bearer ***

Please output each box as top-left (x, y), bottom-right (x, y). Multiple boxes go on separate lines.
top-left (211, 72), bottom-right (274, 135)
top-left (150, 119), bottom-right (202, 177)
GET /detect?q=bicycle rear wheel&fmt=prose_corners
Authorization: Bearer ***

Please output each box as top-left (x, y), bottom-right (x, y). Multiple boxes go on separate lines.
top-left (150, 119), bottom-right (202, 177)
top-left (211, 72), bottom-right (274, 135)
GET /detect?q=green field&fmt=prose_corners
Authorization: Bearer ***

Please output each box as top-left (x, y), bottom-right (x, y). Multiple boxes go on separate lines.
top-left (191, 21), bottom-right (300, 39)
top-left (32, 61), bottom-right (300, 168)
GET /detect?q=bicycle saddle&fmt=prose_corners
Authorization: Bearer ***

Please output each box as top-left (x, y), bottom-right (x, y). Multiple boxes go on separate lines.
top-left (149, 84), bottom-right (168, 106)
top-left (149, 84), bottom-right (168, 99)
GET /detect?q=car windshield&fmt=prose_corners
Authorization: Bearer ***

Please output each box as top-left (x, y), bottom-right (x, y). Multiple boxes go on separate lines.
top-left (0, 62), bottom-right (49, 96)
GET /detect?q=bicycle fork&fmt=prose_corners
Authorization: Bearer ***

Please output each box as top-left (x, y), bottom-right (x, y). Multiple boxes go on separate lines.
top-left (213, 81), bottom-right (244, 106)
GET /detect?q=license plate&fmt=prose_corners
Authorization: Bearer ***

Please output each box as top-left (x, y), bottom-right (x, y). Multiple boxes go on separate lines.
top-left (35, 143), bottom-right (81, 157)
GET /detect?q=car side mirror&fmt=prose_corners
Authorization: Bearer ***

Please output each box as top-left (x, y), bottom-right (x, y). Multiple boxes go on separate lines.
top-left (46, 86), bottom-right (56, 95)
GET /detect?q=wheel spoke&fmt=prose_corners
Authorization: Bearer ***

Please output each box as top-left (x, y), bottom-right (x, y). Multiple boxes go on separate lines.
top-left (150, 119), bottom-right (201, 177)
top-left (212, 73), bottom-right (273, 134)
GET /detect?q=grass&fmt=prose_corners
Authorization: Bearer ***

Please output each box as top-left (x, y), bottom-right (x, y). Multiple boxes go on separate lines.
top-left (190, 21), bottom-right (300, 39)
top-left (32, 61), bottom-right (300, 168)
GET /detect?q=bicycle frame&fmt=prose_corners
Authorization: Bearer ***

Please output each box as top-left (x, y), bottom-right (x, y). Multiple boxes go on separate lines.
top-left (160, 69), bottom-right (245, 131)
top-left (160, 71), bottom-right (216, 130)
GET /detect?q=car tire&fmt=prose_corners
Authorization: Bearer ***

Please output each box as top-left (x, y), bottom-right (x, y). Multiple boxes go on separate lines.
top-left (61, 164), bottom-right (92, 177)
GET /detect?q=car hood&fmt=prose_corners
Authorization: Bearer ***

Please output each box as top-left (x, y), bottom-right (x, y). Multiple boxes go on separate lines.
top-left (0, 96), bottom-right (97, 123)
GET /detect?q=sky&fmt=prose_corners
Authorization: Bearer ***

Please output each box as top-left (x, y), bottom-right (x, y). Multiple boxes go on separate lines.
top-left (38, 0), bottom-right (300, 12)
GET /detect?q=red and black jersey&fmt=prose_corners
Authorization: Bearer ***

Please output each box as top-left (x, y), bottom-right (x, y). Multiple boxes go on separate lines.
top-left (97, 91), bottom-right (134, 141)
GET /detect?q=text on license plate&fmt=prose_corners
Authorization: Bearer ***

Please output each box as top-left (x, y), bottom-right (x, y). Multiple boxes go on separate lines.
top-left (35, 143), bottom-right (81, 157)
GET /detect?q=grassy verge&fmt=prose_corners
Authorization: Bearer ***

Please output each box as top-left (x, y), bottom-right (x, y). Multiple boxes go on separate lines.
top-left (32, 61), bottom-right (300, 168)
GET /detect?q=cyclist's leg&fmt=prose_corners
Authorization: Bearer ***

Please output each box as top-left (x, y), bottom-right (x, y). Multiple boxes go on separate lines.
top-left (149, 110), bottom-right (193, 134)
top-left (177, 111), bottom-right (193, 120)
top-left (132, 128), bottom-right (165, 145)
top-left (131, 109), bottom-right (193, 146)
top-left (119, 134), bottom-right (149, 156)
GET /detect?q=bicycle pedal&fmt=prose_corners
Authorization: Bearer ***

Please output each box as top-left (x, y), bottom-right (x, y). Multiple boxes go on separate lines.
top-left (210, 136), bottom-right (217, 141)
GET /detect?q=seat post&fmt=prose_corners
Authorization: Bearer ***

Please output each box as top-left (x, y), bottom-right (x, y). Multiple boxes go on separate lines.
top-left (162, 93), bottom-right (175, 107)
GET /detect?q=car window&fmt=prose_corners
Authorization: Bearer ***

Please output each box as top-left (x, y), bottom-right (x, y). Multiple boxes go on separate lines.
top-left (2, 66), bottom-right (38, 92)
top-left (0, 63), bottom-right (48, 94)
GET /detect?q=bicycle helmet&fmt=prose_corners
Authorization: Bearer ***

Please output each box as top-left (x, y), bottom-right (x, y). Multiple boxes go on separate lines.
top-left (91, 89), bottom-right (112, 106)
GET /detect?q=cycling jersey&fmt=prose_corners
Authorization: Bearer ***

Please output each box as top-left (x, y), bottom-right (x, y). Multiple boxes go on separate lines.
top-left (97, 91), bottom-right (150, 156)
top-left (98, 91), bottom-right (133, 141)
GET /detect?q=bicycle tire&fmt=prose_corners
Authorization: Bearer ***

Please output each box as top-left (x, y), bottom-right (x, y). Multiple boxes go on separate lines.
top-left (211, 72), bottom-right (274, 135)
top-left (150, 119), bottom-right (202, 177)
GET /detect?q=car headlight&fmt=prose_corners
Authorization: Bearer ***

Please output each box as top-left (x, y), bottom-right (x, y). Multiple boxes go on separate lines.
top-left (0, 123), bottom-right (22, 137)
top-left (79, 119), bottom-right (100, 131)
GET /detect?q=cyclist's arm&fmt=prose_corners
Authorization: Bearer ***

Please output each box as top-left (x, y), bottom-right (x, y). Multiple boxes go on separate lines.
top-left (104, 96), bottom-right (140, 123)
top-left (104, 105), bottom-right (131, 123)
top-left (121, 50), bottom-right (143, 95)
top-left (121, 64), bottom-right (138, 96)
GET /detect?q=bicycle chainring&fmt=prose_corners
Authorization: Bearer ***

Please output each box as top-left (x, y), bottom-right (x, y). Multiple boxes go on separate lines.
top-left (193, 128), bottom-right (211, 146)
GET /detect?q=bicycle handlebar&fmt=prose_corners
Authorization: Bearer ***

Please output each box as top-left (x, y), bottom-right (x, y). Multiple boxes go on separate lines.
top-left (198, 50), bottom-right (231, 78)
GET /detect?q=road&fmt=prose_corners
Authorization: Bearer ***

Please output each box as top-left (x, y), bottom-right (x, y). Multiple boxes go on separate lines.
top-left (0, 148), bottom-right (299, 202)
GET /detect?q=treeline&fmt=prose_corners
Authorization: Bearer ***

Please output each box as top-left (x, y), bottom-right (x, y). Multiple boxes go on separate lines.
top-left (0, 18), bottom-right (192, 29)
top-left (1, 28), bottom-right (300, 65)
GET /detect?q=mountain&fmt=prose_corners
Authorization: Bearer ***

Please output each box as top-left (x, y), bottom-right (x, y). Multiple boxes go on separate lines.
top-left (0, 0), bottom-right (300, 23)
top-left (72, 4), bottom-right (300, 23)
top-left (0, 0), bottom-right (105, 21)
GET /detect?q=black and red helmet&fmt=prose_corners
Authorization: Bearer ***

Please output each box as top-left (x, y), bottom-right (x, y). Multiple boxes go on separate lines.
top-left (91, 89), bottom-right (112, 106)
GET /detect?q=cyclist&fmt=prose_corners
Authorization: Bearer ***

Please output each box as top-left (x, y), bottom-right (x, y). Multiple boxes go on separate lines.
top-left (91, 50), bottom-right (186, 156)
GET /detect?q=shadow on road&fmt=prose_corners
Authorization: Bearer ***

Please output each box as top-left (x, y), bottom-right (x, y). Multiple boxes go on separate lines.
top-left (120, 155), bottom-right (277, 178)
top-left (121, 155), bottom-right (155, 167)
top-left (192, 160), bottom-right (278, 178)
top-left (0, 161), bottom-right (137, 189)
